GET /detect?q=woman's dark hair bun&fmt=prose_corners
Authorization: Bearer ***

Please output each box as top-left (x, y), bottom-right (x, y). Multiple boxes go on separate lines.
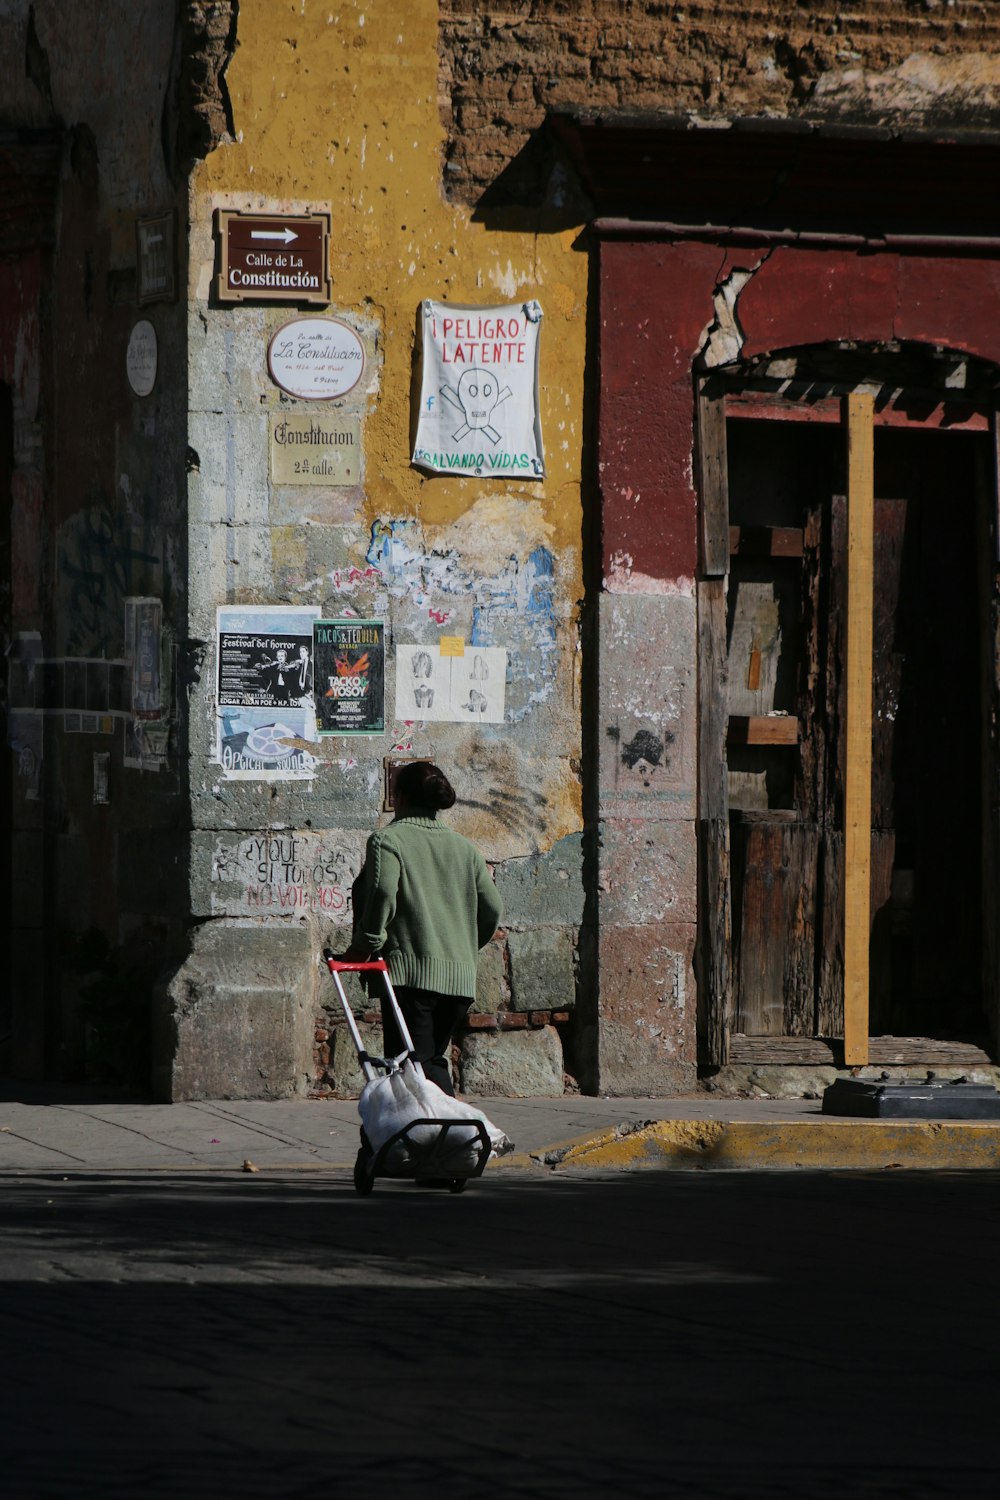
top-left (395, 760), bottom-right (456, 811)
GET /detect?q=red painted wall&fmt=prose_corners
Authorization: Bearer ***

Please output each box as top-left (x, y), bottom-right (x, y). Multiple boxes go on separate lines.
top-left (599, 238), bottom-right (1000, 583)
top-left (739, 247), bottom-right (1000, 367)
top-left (597, 239), bottom-right (722, 586)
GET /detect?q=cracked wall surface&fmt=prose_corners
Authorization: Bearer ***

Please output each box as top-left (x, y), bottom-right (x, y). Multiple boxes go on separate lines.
top-left (698, 266), bottom-right (757, 370)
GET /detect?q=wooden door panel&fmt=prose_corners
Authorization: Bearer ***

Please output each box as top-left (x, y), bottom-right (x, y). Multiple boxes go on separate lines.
top-left (869, 829), bottom-right (898, 1035)
top-left (816, 829), bottom-right (843, 1038)
top-left (733, 821), bottom-right (818, 1036)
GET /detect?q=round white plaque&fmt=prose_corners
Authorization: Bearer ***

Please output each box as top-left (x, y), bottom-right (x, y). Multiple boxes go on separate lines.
top-left (126, 319), bottom-right (157, 397)
top-left (267, 317), bottom-right (365, 401)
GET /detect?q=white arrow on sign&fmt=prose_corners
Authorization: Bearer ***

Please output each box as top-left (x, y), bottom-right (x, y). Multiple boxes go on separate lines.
top-left (250, 227), bottom-right (299, 244)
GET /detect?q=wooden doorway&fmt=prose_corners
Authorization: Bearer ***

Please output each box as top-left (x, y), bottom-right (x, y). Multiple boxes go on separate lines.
top-left (699, 384), bottom-right (996, 1068)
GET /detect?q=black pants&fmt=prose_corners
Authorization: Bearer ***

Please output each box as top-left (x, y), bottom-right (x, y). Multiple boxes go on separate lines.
top-left (381, 986), bottom-right (470, 1097)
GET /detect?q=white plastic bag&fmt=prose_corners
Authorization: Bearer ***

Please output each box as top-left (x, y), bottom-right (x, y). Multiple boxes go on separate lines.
top-left (406, 1069), bottom-right (514, 1157)
top-left (357, 1071), bottom-right (418, 1160)
top-left (358, 1061), bottom-right (514, 1163)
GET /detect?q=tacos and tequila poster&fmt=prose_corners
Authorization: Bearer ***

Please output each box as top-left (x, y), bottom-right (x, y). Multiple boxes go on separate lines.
top-left (313, 619), bottom-right (385, 736)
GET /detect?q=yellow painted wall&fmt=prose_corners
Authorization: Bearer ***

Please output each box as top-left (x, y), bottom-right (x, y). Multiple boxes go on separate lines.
top-left (195, 0), bottom-right (587, 553)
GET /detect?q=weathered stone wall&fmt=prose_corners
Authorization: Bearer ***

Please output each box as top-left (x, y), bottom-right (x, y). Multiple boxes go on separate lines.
top-left (440, 0), bottom-right (1000, 203)
top-left (7, 0), bottom-right (995, 1094)
top-left (168, 0), bottom-right (590, 1099)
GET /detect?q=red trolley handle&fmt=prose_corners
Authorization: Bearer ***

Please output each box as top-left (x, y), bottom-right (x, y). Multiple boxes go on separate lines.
top-left (323, 952), bottom-right (388, 973)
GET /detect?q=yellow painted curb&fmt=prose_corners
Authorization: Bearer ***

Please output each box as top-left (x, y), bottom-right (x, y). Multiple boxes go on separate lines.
top-left (538, 1119), bottom-right (1000, 1172)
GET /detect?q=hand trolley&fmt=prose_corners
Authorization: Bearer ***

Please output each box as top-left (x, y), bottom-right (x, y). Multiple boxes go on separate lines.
top-left (323, 952), bottom-right (491, 1195)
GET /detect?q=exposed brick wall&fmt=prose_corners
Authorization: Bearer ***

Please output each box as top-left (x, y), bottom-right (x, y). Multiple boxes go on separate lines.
top-left (439, 1), bottom-right (1000, 203)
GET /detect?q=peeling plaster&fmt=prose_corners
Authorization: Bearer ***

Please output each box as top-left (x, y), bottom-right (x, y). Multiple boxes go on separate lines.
top-left (812, 52), bottom-right (1000, 125)
top-left (605, 553), bottom-right (695, 598)
top-left (698, 266), bottom-right (758, 369)
top-left (365, 515), bottom-right (561, 722)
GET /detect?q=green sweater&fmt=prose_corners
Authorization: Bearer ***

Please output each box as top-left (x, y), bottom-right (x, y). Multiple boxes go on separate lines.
top-left (357, 813), bottom-right (503, 997)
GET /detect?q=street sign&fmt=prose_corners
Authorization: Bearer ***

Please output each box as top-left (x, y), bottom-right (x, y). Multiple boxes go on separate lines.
top-left (214, 209), bottom-right (331, 305)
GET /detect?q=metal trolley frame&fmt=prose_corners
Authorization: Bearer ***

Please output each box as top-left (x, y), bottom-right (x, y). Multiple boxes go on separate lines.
top-left (323, 952), bottom-right (491, 1195)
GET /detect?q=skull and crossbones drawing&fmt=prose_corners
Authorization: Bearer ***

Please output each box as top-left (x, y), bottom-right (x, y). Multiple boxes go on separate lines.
top-left (440, 368), bottom-right (511, 445)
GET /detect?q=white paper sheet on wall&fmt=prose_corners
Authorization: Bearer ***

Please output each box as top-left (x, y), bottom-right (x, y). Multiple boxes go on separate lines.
top-left (395, 645), bottom-right (506, 724)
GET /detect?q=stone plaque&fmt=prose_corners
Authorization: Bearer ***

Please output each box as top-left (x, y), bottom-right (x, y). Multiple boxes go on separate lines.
top-left (270, 413), bottom-right (361, 485)
top-left (214, 209), bottom-right (331, 305)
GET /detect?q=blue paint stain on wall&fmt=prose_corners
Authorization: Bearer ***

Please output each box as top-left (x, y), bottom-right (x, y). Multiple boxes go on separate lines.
top-left (472, 547), bottom-right (558, 723)
top-left (526, 546), bottom-right (555, 618)
top-left (471, 546), bottom-right (556, 645)
top-left (365, 519), bottom-right (399, 575)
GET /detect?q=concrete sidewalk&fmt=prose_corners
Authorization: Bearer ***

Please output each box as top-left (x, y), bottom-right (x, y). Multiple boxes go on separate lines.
top-left (2, 1083), bottom-right (1000, 1172)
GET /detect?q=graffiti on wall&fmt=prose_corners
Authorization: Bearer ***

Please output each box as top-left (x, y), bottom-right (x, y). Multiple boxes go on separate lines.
top-left (60, 504), bottom-right (160, 655)
top-left (210, 831), bottom-right (366, 917)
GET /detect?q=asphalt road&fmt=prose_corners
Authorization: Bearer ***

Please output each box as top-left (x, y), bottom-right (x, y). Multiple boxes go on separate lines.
top-left (2, 1167), bottom-right (998, 1499)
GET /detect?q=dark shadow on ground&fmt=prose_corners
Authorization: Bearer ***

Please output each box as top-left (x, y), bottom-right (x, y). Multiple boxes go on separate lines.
top-left (0, 1075), bottom-right (150, 1105)
top-left (1, 1170), bottom-right (999, 1497)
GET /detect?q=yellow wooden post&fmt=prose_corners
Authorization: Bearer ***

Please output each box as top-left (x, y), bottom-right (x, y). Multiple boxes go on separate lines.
top-left (844, 392), bottom-right (875, 1066)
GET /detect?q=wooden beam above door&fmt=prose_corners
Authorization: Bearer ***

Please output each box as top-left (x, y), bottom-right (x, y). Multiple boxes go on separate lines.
top-left (726, 389), bottom-right (989, 433)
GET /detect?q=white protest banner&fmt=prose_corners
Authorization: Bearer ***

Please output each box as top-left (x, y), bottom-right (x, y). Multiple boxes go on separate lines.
top-left (412, 300), bottom-right (544, 480)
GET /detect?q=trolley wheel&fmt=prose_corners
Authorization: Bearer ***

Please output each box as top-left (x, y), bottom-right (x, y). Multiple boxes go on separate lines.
top-left (447, 1178), bottom-right (468, 1195)
top-left (354, 1147), bottom-right (375, 1196)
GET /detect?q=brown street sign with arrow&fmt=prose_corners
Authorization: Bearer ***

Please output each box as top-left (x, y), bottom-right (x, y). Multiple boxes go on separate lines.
top-left (214, 209), bottom-right (331, 305)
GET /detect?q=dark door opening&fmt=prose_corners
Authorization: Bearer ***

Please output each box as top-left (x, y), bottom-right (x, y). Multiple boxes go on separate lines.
top-left (724, 416), bottom-right (989, 1051)
top-left (0, 387), bottom-right (12, 1072)
top-left (869, 429), bottom-right (983, 1039)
